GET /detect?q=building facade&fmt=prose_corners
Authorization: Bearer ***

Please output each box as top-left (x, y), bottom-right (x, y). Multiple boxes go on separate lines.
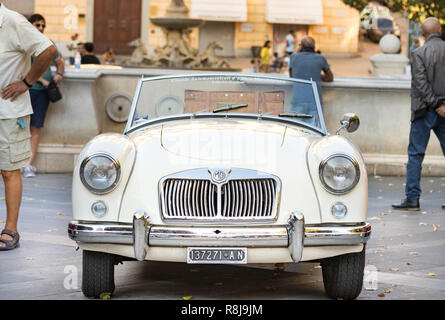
top-left (21, 0), bottom-right (359, 57)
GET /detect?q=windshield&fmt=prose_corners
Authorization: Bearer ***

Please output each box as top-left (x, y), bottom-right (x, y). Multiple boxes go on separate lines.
top-left (127, 74), bottom-right (324, 132)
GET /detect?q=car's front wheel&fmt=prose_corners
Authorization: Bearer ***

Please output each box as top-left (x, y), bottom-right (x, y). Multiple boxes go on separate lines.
top-left (82, 250), bottom-right (116, 298)
top-left (321, 246), bottom-right (366, 300)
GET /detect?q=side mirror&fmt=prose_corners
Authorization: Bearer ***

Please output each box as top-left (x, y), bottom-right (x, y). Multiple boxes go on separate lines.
top-left (336, 113), bottom-right (360, 135)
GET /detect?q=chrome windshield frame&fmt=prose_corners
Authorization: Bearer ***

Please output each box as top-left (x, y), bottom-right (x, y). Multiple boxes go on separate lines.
top-left (124, 73), bottom-right (327, 135)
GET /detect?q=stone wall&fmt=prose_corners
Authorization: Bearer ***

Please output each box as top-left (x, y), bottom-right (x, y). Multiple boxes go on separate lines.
top-left (309, 0), bottom-right (360, 54)
top-left (34, 0), bottom-right (88, 43)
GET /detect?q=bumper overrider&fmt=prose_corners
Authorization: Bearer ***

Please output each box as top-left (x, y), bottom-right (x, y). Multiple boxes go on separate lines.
top-left (68, 212), bottom-right (371, 262)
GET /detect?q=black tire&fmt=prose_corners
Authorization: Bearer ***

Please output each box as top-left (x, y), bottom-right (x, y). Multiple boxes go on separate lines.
top-left (82, 250), bottom-right (116, 298)
top-left (321, 246), bottom-right (366, 300)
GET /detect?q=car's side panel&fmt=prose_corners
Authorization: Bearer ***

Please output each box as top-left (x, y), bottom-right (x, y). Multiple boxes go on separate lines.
top-left (72, 133), bottom-right (136, 222)
top-left (306, 135), bottom-right (368, 224)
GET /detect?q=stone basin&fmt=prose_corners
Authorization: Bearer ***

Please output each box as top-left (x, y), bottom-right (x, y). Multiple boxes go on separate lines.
top-left (150, 17), bottom-right (203, 30)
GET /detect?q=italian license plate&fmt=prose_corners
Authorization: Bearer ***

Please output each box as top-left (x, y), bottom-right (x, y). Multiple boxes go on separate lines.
top-left (187, 247), bottom-right (247, 264)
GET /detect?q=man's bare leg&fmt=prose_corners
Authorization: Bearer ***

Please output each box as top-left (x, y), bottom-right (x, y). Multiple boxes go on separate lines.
top-left (0, 170), bottom-right (22, 246)
top-left (29, 126), bottom-right (40, 166)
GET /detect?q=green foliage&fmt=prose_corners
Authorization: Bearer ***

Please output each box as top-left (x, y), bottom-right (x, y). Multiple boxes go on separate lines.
top-left (342, 0), bottom-right (374, 12)
top-left (343, 0), bottom-right (445, 23)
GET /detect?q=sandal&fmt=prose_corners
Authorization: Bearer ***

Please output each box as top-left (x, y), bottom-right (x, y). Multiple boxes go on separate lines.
top-left (0, 229), bottom-right (20, 251)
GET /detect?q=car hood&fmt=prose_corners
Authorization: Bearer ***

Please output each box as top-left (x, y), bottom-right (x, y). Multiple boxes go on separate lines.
top-left (122, 118), bottom-right (324, 225)
top-left (159, 118), bottom-right (318, 162)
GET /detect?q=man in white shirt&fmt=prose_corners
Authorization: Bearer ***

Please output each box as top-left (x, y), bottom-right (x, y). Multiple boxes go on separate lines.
top-left (0, 2), bottom-right (56, 250)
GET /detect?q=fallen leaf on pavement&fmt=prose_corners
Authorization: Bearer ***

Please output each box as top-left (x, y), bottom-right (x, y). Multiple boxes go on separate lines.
top-left (56, 212), bottom-right (65, 216)
top-left (378, 293), bottom-right (385, 297)
top-left (390, 268), bottom-right (400, 272)
top-left (419, 222), bottom-right (428, 226)
top-left (183, 296), bottom-right (192, 300)
top-left (407, 262), bottom-right (412, 266)
top-left (99, 292), bottom-right (111, 300)
top-left (428, 273), bottom-right (437, 277)
top-left (369, 217), bottom-right (381, 221)
top-left (433, 224), bottom-right (438, 232)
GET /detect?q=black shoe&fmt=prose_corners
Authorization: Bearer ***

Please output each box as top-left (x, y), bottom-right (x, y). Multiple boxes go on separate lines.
top-left (392, 198), bottom-right (420, 211)
top-left (442, 204), bottom-right (445, 210)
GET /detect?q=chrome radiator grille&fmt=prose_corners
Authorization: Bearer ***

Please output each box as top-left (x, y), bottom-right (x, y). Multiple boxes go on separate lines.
top-left (163, 179), bottom-right (218, 218)
top-left (221, 180), bottom-right (277, 218)
top-left (160, 169), bottom-right (280, 221)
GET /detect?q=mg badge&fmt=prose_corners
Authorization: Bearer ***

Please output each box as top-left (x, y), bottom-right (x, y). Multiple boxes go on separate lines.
top-left (209, 169), bottom-right (231, 184)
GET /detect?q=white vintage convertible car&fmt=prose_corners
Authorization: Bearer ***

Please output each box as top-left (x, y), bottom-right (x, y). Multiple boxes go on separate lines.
top-left (68, 74), bottom-right (371, 300)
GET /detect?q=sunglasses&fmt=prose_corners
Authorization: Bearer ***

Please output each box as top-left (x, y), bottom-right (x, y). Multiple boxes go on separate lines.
top-left (35, 23), bottom-right (46, 29)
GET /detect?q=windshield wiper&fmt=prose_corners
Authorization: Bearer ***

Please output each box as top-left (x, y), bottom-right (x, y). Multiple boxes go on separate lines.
top-left (278, 112), bottom-right (313, 119)
top-left (212, 104), bottom-right (248, 113)
top-left (192, 104), bottom-right (248, 117)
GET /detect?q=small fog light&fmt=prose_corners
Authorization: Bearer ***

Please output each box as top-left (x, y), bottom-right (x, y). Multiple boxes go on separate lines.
top-left (331, 202), bottom-right (347, 219)
top-left (91, 200), bottom-right (107, 218)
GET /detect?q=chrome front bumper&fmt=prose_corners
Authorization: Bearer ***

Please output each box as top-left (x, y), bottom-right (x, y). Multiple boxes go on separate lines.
top-left (68, 212), bottom-right (371, 263)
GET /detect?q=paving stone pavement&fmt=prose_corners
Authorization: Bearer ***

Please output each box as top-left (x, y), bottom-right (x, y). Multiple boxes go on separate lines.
top-left (0, 174), bottom-right (444, 300)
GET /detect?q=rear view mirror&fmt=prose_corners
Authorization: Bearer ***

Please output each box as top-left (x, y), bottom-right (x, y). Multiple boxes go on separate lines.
top-left (336, 113), bottom-right (360, 135)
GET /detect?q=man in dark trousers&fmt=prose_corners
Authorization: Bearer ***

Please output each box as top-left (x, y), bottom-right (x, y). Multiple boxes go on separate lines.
top-left (392, 17), bottom-right (445, 211)
top-left (0, 2), bottom-right (56, 250)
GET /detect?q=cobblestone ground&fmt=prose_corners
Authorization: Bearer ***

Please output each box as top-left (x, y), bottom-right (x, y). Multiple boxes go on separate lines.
top-left (0, 174), bottom-right (444, 300)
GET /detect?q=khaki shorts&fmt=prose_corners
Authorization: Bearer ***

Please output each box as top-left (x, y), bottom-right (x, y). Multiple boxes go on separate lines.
top-left (0, 116), bottom-right (31, 171)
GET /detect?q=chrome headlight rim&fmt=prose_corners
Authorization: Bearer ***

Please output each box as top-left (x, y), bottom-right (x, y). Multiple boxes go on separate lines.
top-left (319, 154), bottom-right (360, 195)
top-left (79, 152), bottom-right (121, 195)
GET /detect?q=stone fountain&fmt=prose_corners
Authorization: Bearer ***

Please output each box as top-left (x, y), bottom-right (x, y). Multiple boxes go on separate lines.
top-left (126, 0), bottom-right (232, 69)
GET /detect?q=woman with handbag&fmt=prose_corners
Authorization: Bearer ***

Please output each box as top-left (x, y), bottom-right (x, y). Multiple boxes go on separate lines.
top-left (23, 14), bottom-right (64, 178)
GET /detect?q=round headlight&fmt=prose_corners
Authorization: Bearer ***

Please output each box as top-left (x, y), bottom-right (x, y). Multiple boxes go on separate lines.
top-left (80, 153), bottom-right (120, 194)
top-left (319, 154), bottom-right (360, 194)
